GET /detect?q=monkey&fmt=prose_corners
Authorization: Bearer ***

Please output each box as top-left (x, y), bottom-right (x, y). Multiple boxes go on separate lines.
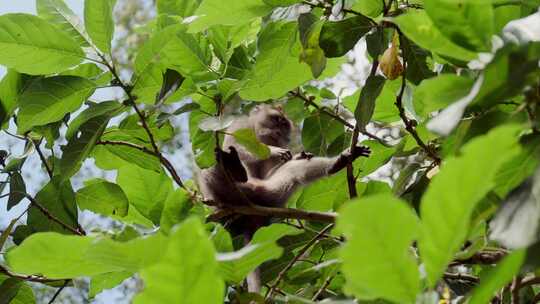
top-left (222, 104), bottom-right (295, 180)
top-left (197, 104), bottom-right (371, 293)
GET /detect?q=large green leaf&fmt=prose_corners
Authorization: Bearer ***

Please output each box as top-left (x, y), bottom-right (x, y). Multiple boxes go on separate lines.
top-left (60, 115), bottom-right (109, 179)
top-left (231, 128), bottom-right (271, 160)
top-left (413, 74), bottom-right (474, 118)
top-left (117, 164), bottom-right (173, 224)
top-left (239, 22), bottom-right (312, 101)
top-left (37, 0), bottom-right (90, 47)
top-left (76, 179), bottom-right (129, 217)
top-left (351, 0), bottom-right (383, 17)
top-left (218, 224), bottom-right (301, 283)
top-left (423, 0), bottom-right (493, 52)
top-left (84, 0), bottom-right (115, 53)
top-left (89, 271), bottom-right (133, 298)
top-left (188, 0), bottom-right (272, 33)
top-left (134, 218), bottom-right (224, 304)
top-left (468, 249), bottom-right (526, 304)
top-left (419, 125), bottom-right (522, 286)
top-left (337, 194), bottom-right (420, 303)
top-left (0, 13), bottom-right (84, 75)
top-left (6, 232), bottom-right (168, 278)
top-left (27, 177), bottom-right (78, 234)
top-left (354, 75), bottom-right (386, 131)
top-left (319, 15), bottom-right (373, 58)
top-left (393, 11), bottom-right (477, 62)
top-left (66, 101), bottom-right (124, 140)
top-left (17, 76), bottom-right (96, 133)
top-left (157, 0), bottom-right (202, 17)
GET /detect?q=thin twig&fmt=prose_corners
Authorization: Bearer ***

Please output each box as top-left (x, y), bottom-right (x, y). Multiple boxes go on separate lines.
top-left (266, 224), bottom-right (334, 299)
top-left (48, 280), bottom-right (69, 304)
top-left (312, 275), bottom-right (335, 301)
top-left (511, 276), bottom-right (522, 304)
top-left (34, 139), bottom-right (53, 179)
top-left (0, 265), bottom-right (65, 283)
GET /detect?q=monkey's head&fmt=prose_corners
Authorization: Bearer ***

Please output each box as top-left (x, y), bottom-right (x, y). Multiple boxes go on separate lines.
top-left (249, 104), bottom-right (292, 147)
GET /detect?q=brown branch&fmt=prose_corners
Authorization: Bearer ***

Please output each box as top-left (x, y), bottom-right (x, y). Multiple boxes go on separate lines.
top-left (96, 54), bottom-right (187, 190)
top-left (511, 276), bottom-right (522, 304)
top-left (15, 192), bottom-right (84, 236)
top-left (533, 292), bottom-right (540, 304)
top-left (451, 250), bottom-right (507, 266)
top-left (266, 224), bottom-right (334, 299)
top-left (0, 265), bottom-right (66, 283)
top-left (396, 32), bottom-right (441, 164)
top-left (35, 139), bottom-right (53, 179)
top-left (312, 275), bottom-right (335, 301)
top-left (520, 276), bottom-right (540, 289)
top-left (208, 203), bottom-right (337, 223)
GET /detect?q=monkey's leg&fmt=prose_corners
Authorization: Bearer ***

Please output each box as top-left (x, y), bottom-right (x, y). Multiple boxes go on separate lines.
top-left (216, 146), bottom-right (248, 183)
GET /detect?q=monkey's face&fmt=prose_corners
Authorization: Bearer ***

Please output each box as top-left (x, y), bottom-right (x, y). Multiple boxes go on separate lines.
top-left (250, 105), bottom-right (291, 147)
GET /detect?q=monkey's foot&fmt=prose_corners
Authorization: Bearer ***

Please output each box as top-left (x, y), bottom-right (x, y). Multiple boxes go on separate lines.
top-left (270, 146), bottom-right (292, 161)
top-left (216, 146), bottom-right (249, 183)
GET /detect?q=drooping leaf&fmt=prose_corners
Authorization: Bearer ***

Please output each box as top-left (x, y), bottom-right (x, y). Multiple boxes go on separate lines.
top-left (37, 0), bottom-right (90, 47)
top-left (319, 15), bottom-right (373, 58)
top-left (59, 115), bottom-right (109, 180)
top-left (76, 179), bottom-right (129, 217)
top-left (189, 0), bottom-right (272, 33)
top-left (231, 128), bottom-right (271, 160)
top-left (0, 13), bottom-right (84, 75)
top-left (7, 172), bottom-right (26, 211)
top-left (337, 194), bottom-right (420, 303)
top-left (17, 76), bottom-right (96, 133)
top-left (89, 271), bottom-right (133, 299)
top-left (419, 125), bottom-right (522, 286)
top-left (354, 75), bottom-right (386, 131)
top-left (66, 101), bottom-right (124, 140)
top-left (393, 11), bottom-right (477, 62)
top-left (298, 14), bottom-right (326, 78)
top-left (84, 0), bottom-right (115, 53)
top-left (134, 218), bottom-right (224, 304)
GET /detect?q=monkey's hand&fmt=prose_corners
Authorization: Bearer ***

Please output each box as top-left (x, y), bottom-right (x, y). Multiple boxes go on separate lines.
top-left (269, 146), bottom-right (292, 161)
top-left (351, 145), bottom-right (371, 158)
top-left (293, 151), bottom-right (314, 160)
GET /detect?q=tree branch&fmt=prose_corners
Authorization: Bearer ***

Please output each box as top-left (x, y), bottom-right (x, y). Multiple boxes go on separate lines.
top-left (396, 32), bottom-right (441, 164)
top-left (0, 265), bottom-right (66, 283)
top-left (266, 224), bottom-right (334, 299)
top-left (34, 139), bottom-right (53, 179)
top-left (48, 280), bottom-right (69, 304)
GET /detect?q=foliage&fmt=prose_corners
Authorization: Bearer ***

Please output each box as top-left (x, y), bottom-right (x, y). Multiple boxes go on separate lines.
top-left (0, 0), bottom-right (539, 303)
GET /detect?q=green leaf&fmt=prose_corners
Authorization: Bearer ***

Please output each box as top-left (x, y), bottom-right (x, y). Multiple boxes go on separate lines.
top-left (59, 63), bottom-right (111, 85)
top-left (6, 232), bottom-right (168, 278)
top-left (239, 22), bottom-right (312, 101)
top-left (393, 11), bottom-right (477, 62)
top-left (469, 249), bottom-right (526, 304)
top-left (232, 128), bottom-right (271, 160)
top-left (0, 13), bottom-right (84, 75)
top-left (17, 76), bottom-right (96, 133)
top-left (117, 165), bottom-right (173, 224)
top-left (263, 0), bottom-right (300, 7)
top-left (0, 70), bottom-right (29, 128)
top-left (159, 189), bottom-right (192, 234)
top-left (188, 0), bottom-right (272, 33)
top-left (218, 224), bottom-right (301, 283)
top-left (351, 0), bottom-right (383, 17)
top-left (27, 177), bottom-right (78, 234)
top-left (319, 15), bottom-right (373, 58)
top-left (89, 271), bottom-right (133, 298)
top-left (98, 144), bottom-right (162, 172)
top-left (414, 74), bottom-right (474, 118)
top-left (60, 115), bottom-right (109, 179)
top-left (7, 172), bottom-right (25, 211)
top-left (298, 14), bottom-right (327, 78)
top-left (157, 0), bottom-right (202, 17)
top-left (76, 179), bottom-right (129, 217)
top-left (419, 125), bottom-right (522, 286)
top-left (423, 0), bottom-right (493, 52)
top-left (37, 0), bottom-right (90, 47)
top-left (354, 75), bottom-right (386, 131)
top-left (84, 0), bottom-right (115, 53)
top-left (189, 96), bottom-right (216, 168)
top-left (337, 194), bottom-right (420, 303)
top-left (401, 37), bottom-right (435, 85)
top-left (0, 278), bottom-right (34, 304)
top-left (66, 101), bottom-right (124, 140)
top-left (302, 112), bottom-right (344, 155)
top-left (134, 218), bottom-right (224, 304)
top-left (295, 172), bottom-right (348, 211)
top-left (0, 278), bottom-right (24, 304)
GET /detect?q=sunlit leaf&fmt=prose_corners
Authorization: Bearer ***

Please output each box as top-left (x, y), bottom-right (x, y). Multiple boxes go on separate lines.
top-left (84, 0), bottom-right (115, 53)
top-left (76, 179), bottom-right (129, 217)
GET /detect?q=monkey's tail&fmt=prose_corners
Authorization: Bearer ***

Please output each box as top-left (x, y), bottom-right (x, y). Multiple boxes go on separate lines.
top-left (244, 232), bottom-right (262, 293)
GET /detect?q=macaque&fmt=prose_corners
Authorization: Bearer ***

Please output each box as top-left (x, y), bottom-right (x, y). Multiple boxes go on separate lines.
top-left (197, 104), bottom-right (371, 292)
